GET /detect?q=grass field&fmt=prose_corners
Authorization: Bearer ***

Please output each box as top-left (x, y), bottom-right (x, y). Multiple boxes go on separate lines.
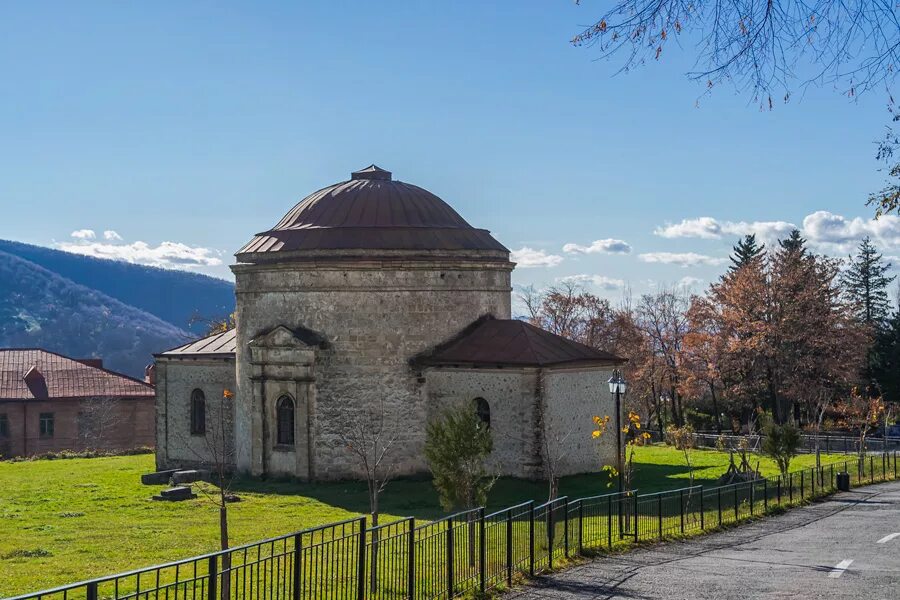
top-left (0, 446), bottom-right (851, 597)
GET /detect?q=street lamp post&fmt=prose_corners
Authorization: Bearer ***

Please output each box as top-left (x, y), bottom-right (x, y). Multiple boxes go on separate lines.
top-left (608, 370), bottom-right (628, 493)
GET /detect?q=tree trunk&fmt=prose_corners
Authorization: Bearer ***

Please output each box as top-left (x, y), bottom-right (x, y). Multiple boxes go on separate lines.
top-left (671, 386), bottom-right (682, 426)
top-left (219, 503), bottom-right (231, 600)
top-left (370, 490), bottom-right (380, 592)
top-left (652, 382), bottom-right (664, 433)
top-left (219, 504), bottom-right (229, 550)
top-left (709, 383), bottom-right (722, 434)
top-left (468, 511), bottom-right (477, 568)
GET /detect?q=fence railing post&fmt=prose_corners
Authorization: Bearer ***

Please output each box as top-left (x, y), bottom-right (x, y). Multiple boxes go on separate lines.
top-left (749, 482), bottom-right (754, 516)
top-left (699, 488), bottom-right (705, 530)
top-left (547, 503), bottom-right (554, 570)
top-left (208, 554), bottom-right (218, 600)
top-left (777, 477), bottom-right (781, 505)
top-left (506, 509), bottom-right (513, 587)
top-left (606, 495), bottom-right (612, 548)
top-left (789, 473), bottom-right (793, 504)
top-left (633, 493), bottom-right (639, 542)
top-left (291, 535), bottom-right (300, 600)
top-left (717, 487), bottom-right (722, 526)
top-left (871, 456), bottom-right (875, 484)
top-left (800, 470), bottom-right (804, 500)
top-left (87, 582), bottom-right (98, 600)
top-left (357, 517), bottom-right (367, 600)
top-left (733, 486), bottom-right (739, 521)
top-left (446, 516), bottom-right (454, 597)
top-left (563, 498), bottom-right (570, 558)
top-left (577, 500), bottom-right (584, 555)
top-left (657, 495), bottom-right (663, 540)
top-left (408, 518), bottom-right (415, 600)
top-left (679, 490), bottom-right (685, 535)
top-left (763, 479), bottom-right (768, 513)
top-left (528, 502), bottom-right (535, 578)
top-left (479, 508), bottom-right (486, 595)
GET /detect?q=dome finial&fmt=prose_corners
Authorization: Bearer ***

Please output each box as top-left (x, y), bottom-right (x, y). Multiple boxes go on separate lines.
top-left (351, 165), bottom-right (392, 181)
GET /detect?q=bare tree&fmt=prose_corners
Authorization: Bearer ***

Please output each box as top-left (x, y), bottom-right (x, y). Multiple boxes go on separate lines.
top-left (181, 391), bottom-right (237, 547)
top-left (535, 374), bottom-right (573, 501)
top-left (173, 389), bottom-right (239, 599)
top-left (638, 288), bottom-right (691, 426)
top-left (77, 396), bottom-right (122, 450)
top-left (572, 0), bottom-right (900, 103)
top-left (327, 398), bottom-right (401, 590)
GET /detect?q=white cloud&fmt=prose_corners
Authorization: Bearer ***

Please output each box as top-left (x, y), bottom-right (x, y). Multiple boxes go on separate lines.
top-left (638, 252), bottom-right (728, 267)
top-left (511, 246), bottom-right (564, 268)
top-left (557, 274), bottom-right (626, 290)
top-left (802, 211), bottom-right (900, 253)
top-left (654, 217), bottom-right (723, 240)
top-left (58, 239), bottom-right (223, 269)
top-left (678, 276), bottom-right (704, 288)
top-left (103, 230), bottom-right (123, 241)
top-left (654, 217), bottom-right (796, 244)
top-left (562, 238), bottom-right (632, 255)
top-left (70, 229), bottom-right (96, 240)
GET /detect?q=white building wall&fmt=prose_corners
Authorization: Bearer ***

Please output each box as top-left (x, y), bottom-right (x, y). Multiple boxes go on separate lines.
top-left (155, 359), bottom-right (236, 470)
top-left (424, 368), bottom-right (542, 479)
top-left (542, 367), bottom-right (619, 477)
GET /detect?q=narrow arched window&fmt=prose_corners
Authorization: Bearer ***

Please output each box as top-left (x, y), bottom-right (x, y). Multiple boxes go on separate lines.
top-left (277, 396), bottom-right (295, 446)
top-left (190, 389), bottom-right (206, 435)
top-left (473, 397), bottom-right (490, 429)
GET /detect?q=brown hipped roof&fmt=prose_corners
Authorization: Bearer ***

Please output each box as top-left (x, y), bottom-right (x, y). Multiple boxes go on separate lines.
top-left (237, 166), bottom-right (508, 258)
top-left (414, 317), bottom-right (625, 368)
top-left (157, 328), bottom-right (237, 358)
top-left (0, 349), bottom-right (154, 401)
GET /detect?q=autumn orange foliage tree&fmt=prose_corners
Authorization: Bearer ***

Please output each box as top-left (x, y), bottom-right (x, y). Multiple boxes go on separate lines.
top-left (524, 231), bottom-right (868, 437)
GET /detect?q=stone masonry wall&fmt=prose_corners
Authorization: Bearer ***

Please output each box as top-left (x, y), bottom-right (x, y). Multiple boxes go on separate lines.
top-left (541, 367), bottom-right (619, 477)
top-left (232, 259), bottom-right (512, 479)
top-left (155, 358), bottom-right (236, 471)
top-left (424, 368), bottom-right (543, 479)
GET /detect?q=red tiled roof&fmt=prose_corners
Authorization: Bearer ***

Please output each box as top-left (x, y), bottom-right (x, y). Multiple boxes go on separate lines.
top-left (157, 328), bottom-right (236, 357)
top-left (0, 349), bottom-right (154, 401)
top-left (236, 166), bottom-right (509, 258)
top-left (414, 317), bottom-right (625, 368)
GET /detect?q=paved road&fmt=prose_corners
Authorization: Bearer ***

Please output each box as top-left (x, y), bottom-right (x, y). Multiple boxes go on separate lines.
top-left (511, 481), bottom-right (900, 600)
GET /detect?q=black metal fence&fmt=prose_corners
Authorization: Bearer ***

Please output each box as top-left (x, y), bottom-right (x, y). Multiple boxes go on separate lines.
top-left (8, 452), bottom-right (898, 600)
top-left (652, 430), bottom-right (900, 454)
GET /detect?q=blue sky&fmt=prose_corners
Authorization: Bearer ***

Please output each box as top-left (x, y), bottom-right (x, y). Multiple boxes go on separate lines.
top-left (1, 1), bottom-right (897, 302)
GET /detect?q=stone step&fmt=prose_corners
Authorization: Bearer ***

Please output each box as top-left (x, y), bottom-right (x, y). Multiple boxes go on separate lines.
top-left (153, 486), bottom-right (197, 501)
top-left (172, 470), bottom-right (209, 484)
top-left (141, 469), bottom-right (178, 485)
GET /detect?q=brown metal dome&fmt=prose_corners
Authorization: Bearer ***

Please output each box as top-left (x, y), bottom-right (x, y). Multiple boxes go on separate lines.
top-left (236, 165), bottom-right (508, 260)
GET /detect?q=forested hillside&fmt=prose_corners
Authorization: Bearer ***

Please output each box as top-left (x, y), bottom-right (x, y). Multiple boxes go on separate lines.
top-left (0, 240), bottom-right (234, 333)
top-left (0, 250), bottom-right (192, 377)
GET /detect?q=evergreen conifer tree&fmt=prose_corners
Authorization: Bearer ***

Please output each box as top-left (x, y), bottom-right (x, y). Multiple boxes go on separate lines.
top-left (874, 303), bottom-right (900, 404)
top-left (842, 237), bottom-right (895, 328)
top-left (729, 234), bottom-right (765, 271)
top-left (778, 229), bottom-right (807, 254)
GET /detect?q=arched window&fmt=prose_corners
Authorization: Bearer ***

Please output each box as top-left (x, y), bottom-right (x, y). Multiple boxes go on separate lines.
top-left (276, 396), bottom-right (295, 446)
top-left (473, 397), bottom-right (491, 429)
top-left (190, 389), bottom-right (206, 435)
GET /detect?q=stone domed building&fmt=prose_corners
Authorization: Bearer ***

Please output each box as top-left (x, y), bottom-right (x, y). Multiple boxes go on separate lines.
top-left (154, 166), bottom-right (624, 481)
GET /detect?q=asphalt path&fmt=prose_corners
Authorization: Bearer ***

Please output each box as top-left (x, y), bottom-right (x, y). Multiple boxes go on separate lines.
top-left (511, 480), bottom-right (900, 600)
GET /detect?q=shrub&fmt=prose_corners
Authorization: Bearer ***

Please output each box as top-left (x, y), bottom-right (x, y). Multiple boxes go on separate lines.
top-left (424, 404), bottom-right (494, 512)
top-left (761, 422), bottom-right (802, 479)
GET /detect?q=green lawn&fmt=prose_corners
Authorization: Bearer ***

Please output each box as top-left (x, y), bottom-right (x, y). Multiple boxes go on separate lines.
top-left (0, 446), bottom-right (851, 597)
